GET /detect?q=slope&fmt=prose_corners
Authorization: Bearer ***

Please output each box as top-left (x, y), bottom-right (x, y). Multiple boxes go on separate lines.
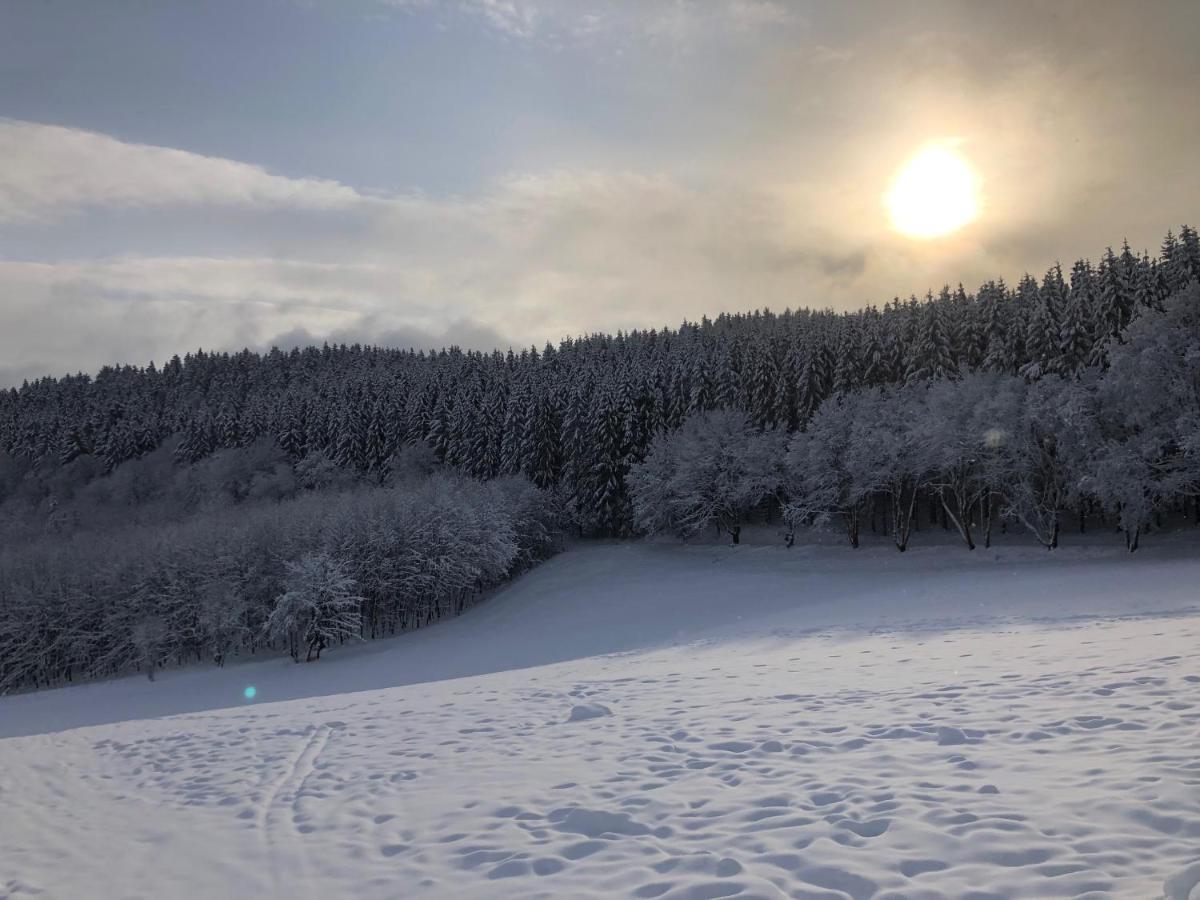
top-left (1, 536), bottom-right (1199, 899)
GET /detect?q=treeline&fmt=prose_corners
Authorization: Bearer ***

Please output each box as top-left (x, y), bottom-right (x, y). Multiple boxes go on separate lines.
top-left (0, 472), bottom-right (563, 692)
top-left (3, 227), bottom-right (1199, 537)
top-left (631, 285), bottom-right (1200, 552)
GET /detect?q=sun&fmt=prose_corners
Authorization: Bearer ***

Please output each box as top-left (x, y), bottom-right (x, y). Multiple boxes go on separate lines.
top-left (885, 143), bottom-right (981, 239)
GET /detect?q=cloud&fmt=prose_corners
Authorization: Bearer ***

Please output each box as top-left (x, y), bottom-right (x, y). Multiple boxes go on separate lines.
top-left (0, 119), bottom-right (366, 222)
top-left (2, 113), bottom-right (1137, 386)
top-left (0, 258), bottom-right (504, 383)
top-left (378, 0), bottom-right (799, 46)
top-left (724, 1), bottom-right (794, 31)
top-left (0, 158), bottom-right (884, 384)
top-left (264, 316), bottom-right (514, 354)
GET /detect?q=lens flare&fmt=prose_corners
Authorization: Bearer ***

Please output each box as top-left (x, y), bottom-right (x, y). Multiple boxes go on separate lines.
top-left (244, 685), bottom-right (257, 700)
top-left (885, 143), bottom-right (981, 239)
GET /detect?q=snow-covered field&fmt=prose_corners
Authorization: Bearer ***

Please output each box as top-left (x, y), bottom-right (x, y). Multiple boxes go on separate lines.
top-left (3, 536), bottom-right (1200, 900)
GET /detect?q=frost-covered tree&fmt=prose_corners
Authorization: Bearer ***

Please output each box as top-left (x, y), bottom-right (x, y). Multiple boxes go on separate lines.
top-left (196, 570), bottom-right (250, 667)
top-left (1083, 438), bottom-right (1160, 551)
top-left (783, 394), bottom-right (878, 547)
top-left (913, 375), bottom-right (1012, 550)
top-left (993, 379), bottom-right (1090, 549)
top-left (1089, 283), bottom-right (1200, 532)
top-left (629, 410), bottom-right (784, 544)
top-left (267, 553), bottom-right (363, 662)
top-left (860, 387), bottom-right (924, 551)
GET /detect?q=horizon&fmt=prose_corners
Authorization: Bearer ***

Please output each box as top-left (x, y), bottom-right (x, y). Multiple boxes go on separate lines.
top-left (3, 223), bottom-right (1187, 387)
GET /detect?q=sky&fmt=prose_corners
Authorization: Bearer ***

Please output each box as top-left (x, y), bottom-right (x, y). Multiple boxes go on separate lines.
top-left (2, 0), bottom-right (1199, 385)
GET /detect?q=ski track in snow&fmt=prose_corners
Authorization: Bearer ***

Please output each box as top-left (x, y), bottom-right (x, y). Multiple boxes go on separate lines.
top-left (2, 539), bottom-right (1200, 899)
top-left (257, 722), bottom-right (334, 897)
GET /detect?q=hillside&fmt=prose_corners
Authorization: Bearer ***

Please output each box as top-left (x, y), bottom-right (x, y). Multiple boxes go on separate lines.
top-left (3, 229), bottom-right (1197, 543)
top-left (4, 245), bottom-right (1199, 698)
top-left (2, 537), bottom-right (1199, 898)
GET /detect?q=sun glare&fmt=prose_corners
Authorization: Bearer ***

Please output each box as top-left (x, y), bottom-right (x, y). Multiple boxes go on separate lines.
top-left (885, 143), bottom-right (981, 239)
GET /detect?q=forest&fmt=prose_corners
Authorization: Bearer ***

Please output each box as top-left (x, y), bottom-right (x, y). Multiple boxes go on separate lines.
top-left (0, 459), bottom-right (564, 691)
top-left (0, 226), bottom-right (1198, 691)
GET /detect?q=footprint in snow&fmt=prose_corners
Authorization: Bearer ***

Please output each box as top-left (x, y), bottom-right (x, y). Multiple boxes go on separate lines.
top-left (567, 704), bottom-right (612, 723)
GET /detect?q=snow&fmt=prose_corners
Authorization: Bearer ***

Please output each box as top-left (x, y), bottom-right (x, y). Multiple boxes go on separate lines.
top-left (568, 703), bottom-right (613, 723)
top-left (2, 535), bottom-right (1199, 899)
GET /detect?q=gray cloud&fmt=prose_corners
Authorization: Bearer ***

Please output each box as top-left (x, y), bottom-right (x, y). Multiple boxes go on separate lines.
top-left (264, 316), bottom-right (515, 355)
top-left (0, 120), bottom-right (366, 223)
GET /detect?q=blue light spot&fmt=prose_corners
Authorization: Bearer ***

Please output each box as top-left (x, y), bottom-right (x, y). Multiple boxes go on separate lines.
top-left (244, 685), bottom-right (257, 700)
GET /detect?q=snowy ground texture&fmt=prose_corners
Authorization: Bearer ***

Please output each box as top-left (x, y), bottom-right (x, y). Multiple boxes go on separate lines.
top-left (3, 534), bottom-right (1200, 900)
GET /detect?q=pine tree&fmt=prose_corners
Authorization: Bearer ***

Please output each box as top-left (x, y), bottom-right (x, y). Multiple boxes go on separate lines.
top-left (523, 392), bottom-right (562, 489)
top-left (1019, 288), bottom-right (1058, 379)
top-left (772, 349), bottom-right (798, 431)
top-left (831, 326), bottom-right (861, 395)
top-left (1090, 247), bottom-right (1133, 365)
top-left (1056, 262), bottom-right (1095, 376)
top-left (583, 385), bottom-right (630, 536)
top-left (905, 296), bottom-right (957, 383)
top-left (499, 382), bottom-right (528, 475)
top-left (364, 400), bottom-right (389, 473)
top-left (1178, 224), bottom-right (1200, 283)
top-left (1133, 252), bottom-right (1159, 311)
top-left (688, 351), bottom-right (714, 414)
top-left (425, 394), bottom-right (452, 463)
top-left (1160, 230), bottom-right (1185, 293)
top-left (276, 399), bottom-right (306, 460)
top-left (749, 347), bottom-right (779, 428)
top-left (953, 284), bottom-right (985, 371)
top-left (859, 317), bottom-right (886, 387)
top-left (1040, 263), bottom-right (1068, 326)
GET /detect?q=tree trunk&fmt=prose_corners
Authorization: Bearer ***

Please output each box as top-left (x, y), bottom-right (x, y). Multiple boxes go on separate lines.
top-left (891, 483), bottom-right (918, 552)
top-left (941, 495), bottom-right (975, 550)
top-left (730, 525), bottom-right (741, 545)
